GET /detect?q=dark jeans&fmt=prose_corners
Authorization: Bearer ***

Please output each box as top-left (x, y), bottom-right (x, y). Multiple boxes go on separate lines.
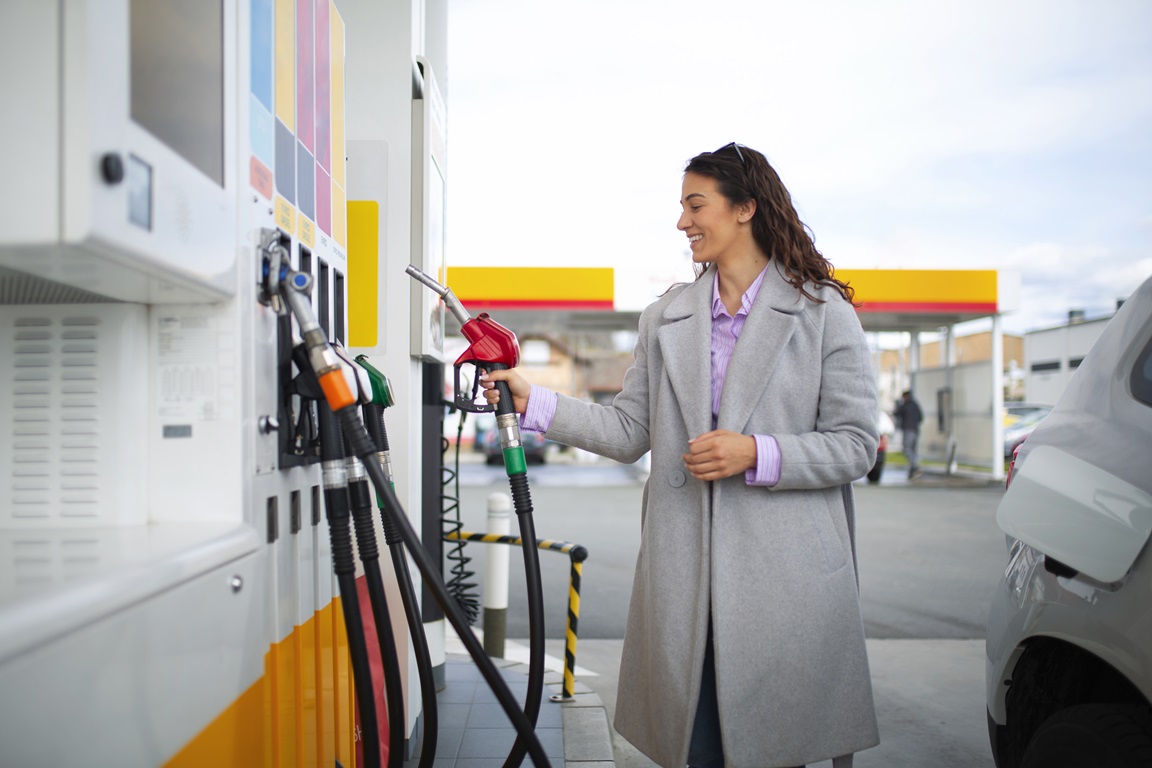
top-left (687, 625), bottom-right (804, 768)
top-left (688, 628), bottom-right (723, 768)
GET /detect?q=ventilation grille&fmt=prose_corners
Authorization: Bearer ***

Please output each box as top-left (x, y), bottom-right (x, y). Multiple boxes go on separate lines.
top-left (6, 315), bottom-right (103, 521)
top-left (0, 266), bottom-right (122, 305)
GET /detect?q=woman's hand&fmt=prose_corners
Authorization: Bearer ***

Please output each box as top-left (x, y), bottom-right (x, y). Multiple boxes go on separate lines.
top-left (479, 367), bottom-right (532, 415)
top-left (682, 430), bottom-right (756, 481)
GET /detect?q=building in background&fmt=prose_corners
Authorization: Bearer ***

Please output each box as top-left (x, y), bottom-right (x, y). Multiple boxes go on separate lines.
top-left (874, 331), bottom-right (1025, 415)
top-left (1025, 305), bottom-right (1125, 405)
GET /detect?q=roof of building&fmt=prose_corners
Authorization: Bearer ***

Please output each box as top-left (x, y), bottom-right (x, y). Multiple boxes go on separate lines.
top-left (445, 267), bottom-right (1019, 334)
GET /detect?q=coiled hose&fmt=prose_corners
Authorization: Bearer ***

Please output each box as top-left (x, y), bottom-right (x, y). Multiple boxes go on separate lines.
top-left (440, 413), bottom-right (480, 625)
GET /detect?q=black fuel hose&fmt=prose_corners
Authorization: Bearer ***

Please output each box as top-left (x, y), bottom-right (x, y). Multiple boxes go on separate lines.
top-left (487, 366), bottom-right (547, 768)
top-left (338, 406), bottom-right (552, 767)
top-left (345, 434), bottom-right (406, 768)
top-left (364, 402), bottom-right (439, 768)
top-left (317, 403), bottom-right (381, 768)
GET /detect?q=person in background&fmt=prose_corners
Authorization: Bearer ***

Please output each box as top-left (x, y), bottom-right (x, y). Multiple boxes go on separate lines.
top-left (894, 390), bottom-right (924, 480)
top-left (481, 142), bottom-right (879, 768)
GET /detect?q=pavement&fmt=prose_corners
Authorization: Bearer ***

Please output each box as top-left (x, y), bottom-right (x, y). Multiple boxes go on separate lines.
top-left (415, 631), bottom-right (612, 768)
top-left (420, 462), bottom-right (1001, 767)
top-left (425, 632), bottom-right (992, 768)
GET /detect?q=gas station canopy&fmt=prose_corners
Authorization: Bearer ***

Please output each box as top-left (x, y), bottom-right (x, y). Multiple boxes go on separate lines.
top-left (445, 267), bottom-right (1018, 335)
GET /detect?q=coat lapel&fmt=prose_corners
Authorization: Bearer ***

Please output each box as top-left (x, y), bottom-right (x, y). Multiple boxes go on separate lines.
top-left (716, 263), bottom-right (802, 434)
top-left (657, 270), bottom-right (714, 440)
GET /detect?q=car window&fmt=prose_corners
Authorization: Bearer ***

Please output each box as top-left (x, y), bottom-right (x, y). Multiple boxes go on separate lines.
top-left (1131, 332), bottom-right (1152, 407)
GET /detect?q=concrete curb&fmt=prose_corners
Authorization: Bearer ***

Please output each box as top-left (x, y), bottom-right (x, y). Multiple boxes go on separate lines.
top-left (500, 659), bottom-right (617, 766)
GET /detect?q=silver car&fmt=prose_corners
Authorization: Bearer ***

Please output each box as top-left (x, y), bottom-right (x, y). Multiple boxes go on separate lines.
top-left (986, 274), bottom-right (1152, 767)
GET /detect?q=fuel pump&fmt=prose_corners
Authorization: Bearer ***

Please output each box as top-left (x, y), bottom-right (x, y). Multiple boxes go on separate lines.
top-left (263, 249), bottom-right (383, 767)
top-left (277, 265), bottom-right (552, 766)
top-left (355, 354), bottom-right (440, 768)
top-left (404, 265), bottom-right (547, 768)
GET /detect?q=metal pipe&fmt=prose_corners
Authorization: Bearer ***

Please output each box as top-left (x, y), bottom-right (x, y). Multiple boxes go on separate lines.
top-left (404, 264), bottom-right (471, 326)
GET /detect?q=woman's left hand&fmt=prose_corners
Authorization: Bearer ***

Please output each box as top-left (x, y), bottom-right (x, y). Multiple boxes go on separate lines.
top-left (682, 430), bottom-right (757, 481)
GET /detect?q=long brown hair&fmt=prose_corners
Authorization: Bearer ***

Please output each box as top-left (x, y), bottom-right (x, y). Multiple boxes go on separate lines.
top-left (684, 143), bottom-right (857, 305)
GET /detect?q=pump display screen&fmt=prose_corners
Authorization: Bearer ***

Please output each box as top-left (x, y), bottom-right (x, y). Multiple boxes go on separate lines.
top-left (130, 0), bottom-right (225, 187)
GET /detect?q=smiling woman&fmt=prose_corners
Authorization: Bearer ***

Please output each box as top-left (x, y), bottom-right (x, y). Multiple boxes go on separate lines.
top-left (477, 143), bottom-right (881, 768)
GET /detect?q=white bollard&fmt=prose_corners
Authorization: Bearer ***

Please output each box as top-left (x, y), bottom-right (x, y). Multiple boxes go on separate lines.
top-left (483, 492), bottom-right (512, 658)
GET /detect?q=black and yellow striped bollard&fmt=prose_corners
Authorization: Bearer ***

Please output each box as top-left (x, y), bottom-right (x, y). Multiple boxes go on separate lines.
top-left (445, 530), bottom-right (589, 700)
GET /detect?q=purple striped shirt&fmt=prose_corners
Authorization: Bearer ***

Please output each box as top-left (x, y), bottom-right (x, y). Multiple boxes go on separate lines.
top-left (521, 268), bottom-right (781, 486)
top-left (710, 267), bottom-right (781, 486)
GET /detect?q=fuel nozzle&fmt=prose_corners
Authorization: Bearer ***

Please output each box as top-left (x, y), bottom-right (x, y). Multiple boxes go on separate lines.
top-left (354, 355), bottom-right (396, 487)
top-left (405, 265), bottom-right (521, 414)
top-left (281, 269), bottom-right (358, 414)
top-left (258, 229), bottom-right (292, 315)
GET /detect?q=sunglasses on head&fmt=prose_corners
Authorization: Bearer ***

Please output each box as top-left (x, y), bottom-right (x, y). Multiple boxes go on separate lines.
top-left (717, 142), bottom-right (746, 166)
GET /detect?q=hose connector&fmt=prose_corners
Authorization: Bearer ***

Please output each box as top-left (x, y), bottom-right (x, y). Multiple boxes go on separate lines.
top-left (376, 451), bottom-right (395, 486)
top-left (345, 454), bottom-right (368, 483)
top-left (322, 459), bottom-right (348, 490)
top-left (496, 412), bottom-right (523, 449)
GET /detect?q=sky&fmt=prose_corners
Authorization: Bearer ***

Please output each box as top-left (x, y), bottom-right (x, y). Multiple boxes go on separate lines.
top-left (444, 0), bottom-right (1152, 336)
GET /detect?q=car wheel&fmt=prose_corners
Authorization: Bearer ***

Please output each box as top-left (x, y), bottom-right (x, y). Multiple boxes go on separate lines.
top-left (1019, 703), bottom-right (1152, 768)
top-left (485, 454), bottom-right (502, 466)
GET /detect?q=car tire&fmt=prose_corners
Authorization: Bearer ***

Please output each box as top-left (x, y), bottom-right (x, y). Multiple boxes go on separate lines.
top-left (1019, 703), bottom-right (1152, 768)
top-left (485, 454), bottom-right (502, 466)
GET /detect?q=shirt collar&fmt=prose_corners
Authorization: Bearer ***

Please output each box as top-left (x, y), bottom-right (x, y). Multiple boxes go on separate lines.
top-left (711, 265), bottom-right (770, 319)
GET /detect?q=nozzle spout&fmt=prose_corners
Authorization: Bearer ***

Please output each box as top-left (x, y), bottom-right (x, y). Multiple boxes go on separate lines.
top-left (405, 264), bottom-right (471, 326)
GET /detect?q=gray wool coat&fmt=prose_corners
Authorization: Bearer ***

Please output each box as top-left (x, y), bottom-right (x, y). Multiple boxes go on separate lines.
top-left (543, 263), bottom-right (881, 768)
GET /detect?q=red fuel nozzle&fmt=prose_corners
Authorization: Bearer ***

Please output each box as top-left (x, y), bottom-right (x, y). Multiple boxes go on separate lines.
top-left (456, 313), bottom-right (520, 369)
top-left (453, 314), bottom-right (520, 413)
top-left (403, 267), bottom-right (522, 413)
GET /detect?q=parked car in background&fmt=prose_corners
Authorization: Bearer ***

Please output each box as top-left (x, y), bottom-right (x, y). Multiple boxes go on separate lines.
top-left (1002, 408), bottom-right (1051, 459)
top-left (475, 414), bottom-right (548, 466)
top-left (985, 274), bottom-right (1152, 768)
top-left (1002, 402), bottom-right (1053, 426)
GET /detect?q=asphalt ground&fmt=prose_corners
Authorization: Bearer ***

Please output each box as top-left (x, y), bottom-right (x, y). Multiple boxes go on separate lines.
top-left (450, 454), bottom-right (1006, 766)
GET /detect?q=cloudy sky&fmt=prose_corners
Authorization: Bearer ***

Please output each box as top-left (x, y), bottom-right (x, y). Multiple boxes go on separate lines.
top-left (444, 0), bottom-right (1152, 335)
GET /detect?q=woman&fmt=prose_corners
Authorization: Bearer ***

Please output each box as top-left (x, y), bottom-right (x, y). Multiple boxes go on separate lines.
top-left (482, 143), bottom-right (880, 768)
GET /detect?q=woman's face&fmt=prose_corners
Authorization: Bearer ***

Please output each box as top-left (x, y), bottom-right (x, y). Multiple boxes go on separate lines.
top-left (678, 172), bottom-right (746, 266)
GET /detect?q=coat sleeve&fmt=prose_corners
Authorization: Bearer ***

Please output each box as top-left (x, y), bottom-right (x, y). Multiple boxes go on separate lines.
top-left (543, 303), bottom-right (656, 465)
top-left (772, 297), bottom-right (879, 490)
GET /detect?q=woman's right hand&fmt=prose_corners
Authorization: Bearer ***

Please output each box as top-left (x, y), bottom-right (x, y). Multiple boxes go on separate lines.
top-left (479, 367), bottom-right (531, 415)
